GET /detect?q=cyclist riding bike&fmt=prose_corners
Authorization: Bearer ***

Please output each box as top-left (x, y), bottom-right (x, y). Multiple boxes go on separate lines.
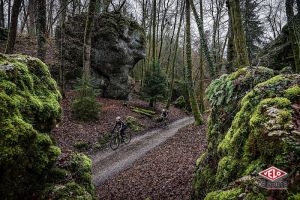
top-left (161, 109), bottom-right (168, 126)
top-left (112, 116), bottom-right (127, 142)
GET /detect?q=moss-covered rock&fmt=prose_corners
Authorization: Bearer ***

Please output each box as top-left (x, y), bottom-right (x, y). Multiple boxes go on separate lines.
top-left (56, 12), bottom-right (146, 100)
top-left (41, 181), bottom-right (93, 200)
top-left (0, 53), bottom-right (62, 198)
top-left (193, 66), bottom-right (300, 199)
top-left (42, 153), bottom-right (95, 199)
top-left (204, 188), bottom-right (242, 200)
top-left (0, 54), bottom-right (95, 199)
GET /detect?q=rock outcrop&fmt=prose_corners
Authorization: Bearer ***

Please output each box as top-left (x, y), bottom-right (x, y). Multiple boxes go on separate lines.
top-left (0, 54), bottom-right (94, 199)
top-left (56, 12), bottom-right (146, 100)
top-left (193, 66), bottom-right (300, 199)
top-left (258, 15), bottom-right (300, 71)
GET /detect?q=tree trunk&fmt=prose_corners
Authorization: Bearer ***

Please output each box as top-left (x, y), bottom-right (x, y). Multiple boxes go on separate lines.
top-left (166, 1), bottom-right (184, 109)
top-left (83, 0), bottom-right (98, 80)
top-left (27, 0), bottom-right (35, 36)
top-left (228, 0), bottom-right (249, 67)
top-left (152, 0), bottom-right (157, 65)
top-left (198, 0), bottom-right (205, 113)
top-left (286, 0), bottom-right (300, 72)
top-left (5, 0), bottom-right (23, 54)
top-left (166, 0), bottom-right (179, 75)
top-left (59, 0), bottom-right (68, 97)
top-left (226, 0), bottom-right (235, 73)
top-left (36, 0), bottom-right (47, 60)
top-left (185, 0), bottom-right (203, 126)
top-left (191, 0), bottom-right (216, 78)
top-left (7, 0), bottom-right (11, 28)
top-left (0, 0), bottom-right (4, 28)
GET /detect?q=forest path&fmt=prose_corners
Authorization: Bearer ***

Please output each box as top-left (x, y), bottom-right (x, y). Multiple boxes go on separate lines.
top-left (91, 117), bottom-right (194, 186)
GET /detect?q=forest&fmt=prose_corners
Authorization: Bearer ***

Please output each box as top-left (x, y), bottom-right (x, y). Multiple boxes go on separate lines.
top-left (0, 0), bottom-right (299, 199)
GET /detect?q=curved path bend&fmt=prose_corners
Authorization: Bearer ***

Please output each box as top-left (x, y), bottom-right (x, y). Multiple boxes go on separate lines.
top-left (92, 117), bottom-right (194, 186)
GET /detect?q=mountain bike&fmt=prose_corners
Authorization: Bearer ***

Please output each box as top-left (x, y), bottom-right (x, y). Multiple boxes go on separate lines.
top-left (110, 128), bottom-right (131, 150)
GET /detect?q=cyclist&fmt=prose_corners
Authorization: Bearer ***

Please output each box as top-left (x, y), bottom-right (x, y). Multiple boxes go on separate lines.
top-left (112, 116), bottom-right (127, 142)
top-left (162, 109), bottom-right (168, 119)
top-left (161, 109), bottom-right (168, 126)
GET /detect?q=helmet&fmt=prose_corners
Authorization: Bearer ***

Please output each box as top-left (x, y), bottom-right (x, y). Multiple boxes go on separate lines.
top-left (116, 116), bottom-right (121, 121)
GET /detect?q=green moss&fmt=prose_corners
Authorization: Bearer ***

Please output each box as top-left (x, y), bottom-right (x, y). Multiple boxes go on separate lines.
top-left (174, 96), bottom-right (187, 109)
top-left (243, 160), bottom-right (262, 176)
top-left (196, 152), bottom-right (207, 167)
top-left (126, 115), bottom-right (143, 132)
top-left (0, 54), bottom-right (62, 198)
top-left (215, 156), bottom-right (239, 187)
top-left (289, 193), bottom-right (300, 200)
top-left (284, 85), bottom-right (300, 101)
top-left (41, 182), bottom-right (93, 200)
top-left (245, 192), bottom-right (265, 200)
top-left (193, 166), bottom-right (215, 199)
top-left (74, 141), bottom-right (92, 151)
top-left (204, 188), bottom-right (242, 200)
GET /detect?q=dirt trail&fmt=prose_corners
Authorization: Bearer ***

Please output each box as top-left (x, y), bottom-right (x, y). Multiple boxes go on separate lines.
top-left (91, 117), bottom-right (194, 186)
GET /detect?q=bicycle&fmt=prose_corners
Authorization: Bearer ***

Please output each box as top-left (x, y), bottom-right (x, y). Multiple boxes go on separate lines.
top-left (110, 127), bottom-right (131, 150)
top-left (157, 116), bottom-right (168, 128)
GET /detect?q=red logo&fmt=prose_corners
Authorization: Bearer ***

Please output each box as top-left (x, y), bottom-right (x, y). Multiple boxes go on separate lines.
top-left (259, 166), bottom-right (287, 182)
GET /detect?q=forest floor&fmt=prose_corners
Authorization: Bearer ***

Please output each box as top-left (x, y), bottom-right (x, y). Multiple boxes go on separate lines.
top-left (95, 119), bottom-right (207, 200)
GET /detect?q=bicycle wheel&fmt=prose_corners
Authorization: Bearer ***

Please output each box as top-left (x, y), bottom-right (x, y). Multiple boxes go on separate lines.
top-left (110, 134), bottom-right (119, 150)
top-left (123, 131), bottom-right (131, 144)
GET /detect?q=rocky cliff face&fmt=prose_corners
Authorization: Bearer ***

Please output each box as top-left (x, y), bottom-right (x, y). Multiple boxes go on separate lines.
top-left (193, 66), bottom-right (300, 199)
top-left (56, 12), bottom-right (146, 100)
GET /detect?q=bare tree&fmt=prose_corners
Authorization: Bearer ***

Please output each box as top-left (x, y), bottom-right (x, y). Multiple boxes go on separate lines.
top-left (5, 0), bottom-right (23, 54)
top-left (0, 0), bottom-right (4, 28)
top-left (186, 0), bottom-right (203, 125)
top-left (227, 0), bottom-right (249, 67)
top-left (83, 0), bottom-right (98, 80)
top-left (36, 0), bottom-right (47, 60)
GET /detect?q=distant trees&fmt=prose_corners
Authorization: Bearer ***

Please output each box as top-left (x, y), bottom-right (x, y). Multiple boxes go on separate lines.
top-left (191, 0), bottom-right (215, 77)
top-left (141, 62), bottom-right (167, 107)
top-left (166, 1), bottom-right (184, 109)
top-left (72, 0), bottom-right (101, 121)
top-left (242, 0), bottom-right (264, 63)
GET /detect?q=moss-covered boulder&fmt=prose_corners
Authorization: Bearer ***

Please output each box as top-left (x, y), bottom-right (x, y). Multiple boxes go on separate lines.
top-left (193, 66), bottom-right (300, 199)
top-left (56, 12), bottom-right (146, 100)
top-left (41, 153), bottom-right (95, 200)
top-left (0, 54), bottom-right (95, 199)
top-left (0, 54), bottom-right (62, 197)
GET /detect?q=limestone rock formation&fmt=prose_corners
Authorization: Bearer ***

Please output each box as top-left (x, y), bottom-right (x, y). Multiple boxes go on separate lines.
top-left (0, 54), bottom-right (62, 197)
top-left (56, 12), bottom-right (146, 100)
top-left (0, 54), bottom-right (94, 199)
top-left (193, 66), bottom-right (300, 199)
top-left (258, 15), bottom-right (300, 71)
